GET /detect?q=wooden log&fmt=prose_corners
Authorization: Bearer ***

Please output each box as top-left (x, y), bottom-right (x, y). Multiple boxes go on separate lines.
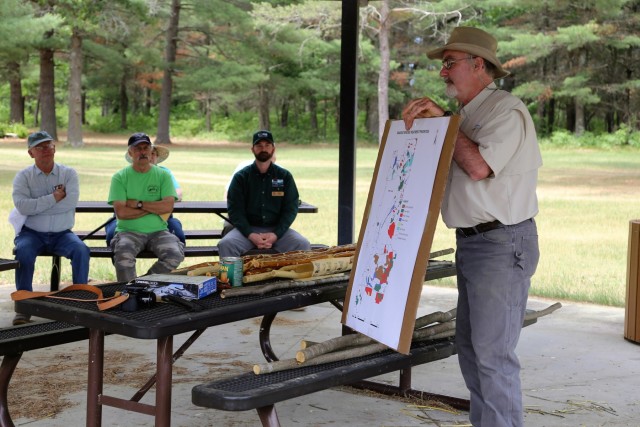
top-left (299, 340), bottom-right (319, 350)
top-left (412, 320), bottom-right (456, 341)
top-left (414, 308), bottom-right (456, 330)
top-left (220, 273), bottom-right (350, 298)
top-left (186, 263), bottom-right (220, 276)
top-left (525, 302), bottom-right (562, 320)
top-left (254, 342), bottom-right (389, 375)
top-left (296, 333), bottom-right (374, 363)
top-left (256, 302), bottom-right (562, 375)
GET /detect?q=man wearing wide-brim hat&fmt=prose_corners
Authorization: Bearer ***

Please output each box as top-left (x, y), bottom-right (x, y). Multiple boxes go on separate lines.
top-left (402, 27), bottom-right (542, 427)
top-left (106, 143), bottom-right (185, 245)
top-left (107, 133), bottom-right (185, 282)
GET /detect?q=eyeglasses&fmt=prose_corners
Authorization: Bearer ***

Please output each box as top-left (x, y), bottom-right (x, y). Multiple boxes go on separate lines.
top-left (441, 56), bottom-right (476, 70)
top-left (32, 143), bottom-right (55, 151)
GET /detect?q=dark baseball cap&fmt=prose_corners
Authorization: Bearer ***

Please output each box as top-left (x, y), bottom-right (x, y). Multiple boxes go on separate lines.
top-left (128, 132), bottom-right (152, 147)
top-left (252, 130), bottom-right (275, 146)
top-left (27, 131), bottom-right (54, 148)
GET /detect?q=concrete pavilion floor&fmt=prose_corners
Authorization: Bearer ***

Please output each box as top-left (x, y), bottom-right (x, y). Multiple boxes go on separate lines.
top-left (1, 282), bottom-right (639, 427)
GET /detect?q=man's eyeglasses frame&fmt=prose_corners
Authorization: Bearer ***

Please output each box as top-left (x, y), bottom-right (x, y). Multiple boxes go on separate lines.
top-left (441, 55), bottom-right (477, 70)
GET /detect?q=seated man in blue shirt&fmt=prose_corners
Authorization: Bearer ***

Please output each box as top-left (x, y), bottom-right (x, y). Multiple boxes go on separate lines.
top-left (12, 131), bottom-right (90, 325)
top-left (218, 130), bottom-right (310, 258)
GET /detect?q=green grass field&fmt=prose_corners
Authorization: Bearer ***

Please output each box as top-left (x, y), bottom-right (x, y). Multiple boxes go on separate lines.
top-left (1, 137), bottom-right (638, 307)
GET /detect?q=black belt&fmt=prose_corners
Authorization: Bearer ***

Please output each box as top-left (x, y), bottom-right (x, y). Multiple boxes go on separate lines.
top-left (457, 220), bottom-right (503, 237)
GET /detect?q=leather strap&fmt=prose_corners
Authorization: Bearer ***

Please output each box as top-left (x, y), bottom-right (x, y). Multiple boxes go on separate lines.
top-left (11, 283), bottom-right (129, 311)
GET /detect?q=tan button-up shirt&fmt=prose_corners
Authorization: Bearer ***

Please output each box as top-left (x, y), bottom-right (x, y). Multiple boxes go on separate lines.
top-left (441, 83), bottom-right (542, 228)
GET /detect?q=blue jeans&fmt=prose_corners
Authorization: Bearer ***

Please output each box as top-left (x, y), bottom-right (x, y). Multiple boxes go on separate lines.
top-left (14, 226), bottom-right (91, 291)
top-left (455, 218), bottom-right (539, 427)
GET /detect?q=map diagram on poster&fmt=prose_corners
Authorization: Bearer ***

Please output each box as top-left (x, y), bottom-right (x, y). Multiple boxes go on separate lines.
top-left (344, 118), bottom-right (453, 351)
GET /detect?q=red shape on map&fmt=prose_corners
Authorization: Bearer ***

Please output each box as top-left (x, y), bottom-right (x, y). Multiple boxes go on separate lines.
top-left (387, 221), bottom-right (395, 239)
top-left (375, 293), bottom-right (384, 304)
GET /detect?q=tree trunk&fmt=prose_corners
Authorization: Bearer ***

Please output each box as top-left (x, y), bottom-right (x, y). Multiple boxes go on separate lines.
top-left (280, 97), bottom-right (289, 127)
top-left (81, 92), bottom-right (86, 125)
top-left (308, 95), bottom-right (318, 134)
top-left (376, 0), bottom-right (390, 141)
top-left (120, 71), bottom-right (128, 129)
top-left (258, 84), bottom-right (270, 130)
top-left (67, 28), bottom-right (84, 147)
top-left (156, 0), bottom-right (181, 144)
top-left (365, 96), bottom-right (379, 136)
top-left (205, 95), bottom-right (212, 132)
top-left (573, 50), bottom-right (587, 136)
top-left (39, 45), bottom-right (58, 141)
top-left (7, 61), bottom-right (24, 124)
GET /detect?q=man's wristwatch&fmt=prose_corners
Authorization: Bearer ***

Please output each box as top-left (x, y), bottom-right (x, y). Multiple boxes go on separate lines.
top-left (136, 201), bottom-right (143, 209)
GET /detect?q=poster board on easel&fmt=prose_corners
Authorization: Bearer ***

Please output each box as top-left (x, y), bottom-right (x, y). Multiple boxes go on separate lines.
top-left (340, 116), bottom-right (459, 354)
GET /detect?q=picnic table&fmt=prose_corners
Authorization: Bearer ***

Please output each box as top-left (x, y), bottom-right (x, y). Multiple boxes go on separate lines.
top-left (14, 261), bottom-right (457, 427)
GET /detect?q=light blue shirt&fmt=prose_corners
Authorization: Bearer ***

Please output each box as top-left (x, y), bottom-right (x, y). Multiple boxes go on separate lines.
top-left (12, 163), bottom-right (80, 233)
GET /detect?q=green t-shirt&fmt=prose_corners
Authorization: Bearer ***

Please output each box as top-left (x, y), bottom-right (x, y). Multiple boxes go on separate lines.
top-left (108, 165), bottom-right (178, 234)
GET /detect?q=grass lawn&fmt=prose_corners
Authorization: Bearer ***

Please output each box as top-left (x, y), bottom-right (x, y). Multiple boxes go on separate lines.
top-left (1, 134), bottom-right (638, 307)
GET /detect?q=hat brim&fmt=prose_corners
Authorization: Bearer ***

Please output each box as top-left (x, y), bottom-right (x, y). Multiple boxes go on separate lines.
top-left (427, 43), bottom-right (510, 78)
top-left (28, 138), bottom-right (53, 148)
top-left (153, 146), bottom-right (170, 163)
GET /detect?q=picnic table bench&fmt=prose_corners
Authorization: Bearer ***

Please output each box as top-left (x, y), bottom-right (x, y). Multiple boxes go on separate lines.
top-left (23, 200), bottom-right (321, 291)
top-left (192, 309), bottom-right (540, 427)
top-left (0, 258), bottom-right (90, 427)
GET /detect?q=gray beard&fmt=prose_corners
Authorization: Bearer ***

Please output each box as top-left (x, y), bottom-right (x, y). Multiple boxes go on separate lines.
top-left (445, 83), bottom-right (458, 98)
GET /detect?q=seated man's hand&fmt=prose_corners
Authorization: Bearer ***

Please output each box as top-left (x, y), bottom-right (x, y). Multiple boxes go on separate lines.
top-left (261, 232), bottom-right (278, 247)
top-left (248, 232), bottom-right (269, 249)
top-left (248, 232), bottom-right (278, 249)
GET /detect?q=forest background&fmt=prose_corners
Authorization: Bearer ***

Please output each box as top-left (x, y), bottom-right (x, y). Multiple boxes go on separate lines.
top-left (0, 0), bottom-right (639, 308)
top-left (1, 0), bottom-right (639, 144)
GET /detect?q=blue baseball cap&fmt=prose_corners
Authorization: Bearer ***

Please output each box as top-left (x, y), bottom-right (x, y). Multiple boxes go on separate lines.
top-left (128, 132), bottom-right (152, 147)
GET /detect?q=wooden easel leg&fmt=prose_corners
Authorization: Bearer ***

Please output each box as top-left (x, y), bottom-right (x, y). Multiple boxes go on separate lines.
top-left (256, 405), bottom-right (281, 427)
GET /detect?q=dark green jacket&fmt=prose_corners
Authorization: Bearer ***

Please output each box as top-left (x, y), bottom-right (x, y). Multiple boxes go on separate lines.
top-left (227, 162), bottom-right (300, 238)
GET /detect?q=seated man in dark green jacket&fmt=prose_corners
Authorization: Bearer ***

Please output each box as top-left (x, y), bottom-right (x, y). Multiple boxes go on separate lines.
top-left (218, 130), bottom-right (310, 258)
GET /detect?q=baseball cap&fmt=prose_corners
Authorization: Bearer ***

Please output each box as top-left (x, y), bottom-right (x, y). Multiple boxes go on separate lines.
top-left (252, 130), bottom-right (275, 146)
top-left (127, 132), bottom-right (152, 147)
top-left (27, 131), bottom-right (54, 148)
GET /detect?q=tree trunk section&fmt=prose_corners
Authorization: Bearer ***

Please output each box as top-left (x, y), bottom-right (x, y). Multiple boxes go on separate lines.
top-left (7, 61), bottom-right (24, 124)
top-left (573, 49), bottom-right (586, 136)
top-left (120, 71), bottom-right (128, 129)
top-left (280, 97), bottom-right (289, 127)
top-left (67, 29), bottom-right (84, 147)
top-left (39, 45), bottom-right (58, 140)
top-left (308, 95), bottom-right (318, 134)
top-left (258, 84), bottom-right (270, 130)
top-left (156, 0), bottom-right (181, 144)
top-left (376, 0), bottom-right (391, 141)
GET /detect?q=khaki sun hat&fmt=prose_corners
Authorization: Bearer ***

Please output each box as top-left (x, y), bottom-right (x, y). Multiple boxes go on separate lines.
top-left (125, 144), bottom-right (170, 164)
top-left (427, 27), bottom-right (510, 78)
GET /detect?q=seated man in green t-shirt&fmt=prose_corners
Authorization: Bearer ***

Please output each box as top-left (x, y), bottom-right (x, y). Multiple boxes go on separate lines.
top-left (108, 133), bottom-right (185, 282)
